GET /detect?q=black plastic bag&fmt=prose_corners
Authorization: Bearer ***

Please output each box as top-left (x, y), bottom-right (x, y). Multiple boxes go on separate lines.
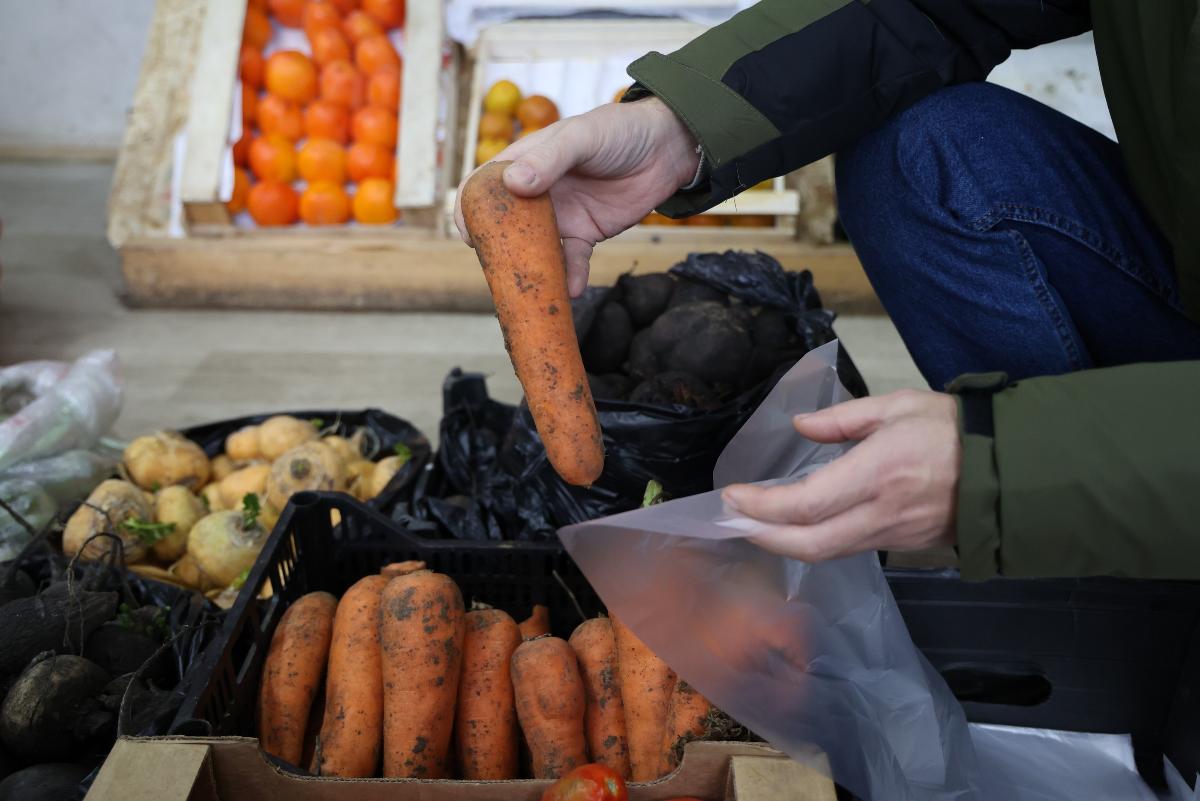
top-left (402, 252), bottom-right (868, 542)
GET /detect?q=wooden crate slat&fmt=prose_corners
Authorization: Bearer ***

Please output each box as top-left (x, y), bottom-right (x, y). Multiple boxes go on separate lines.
top-left (395, 0), bottom-right (447, 208)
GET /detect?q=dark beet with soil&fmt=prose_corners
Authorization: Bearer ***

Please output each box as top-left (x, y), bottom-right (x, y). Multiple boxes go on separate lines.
top-left (617, 273), bottom-right (675, 327)
top-left (648, 302), bottom-right (753, 385)
top-left (581, 302), bottom-right (634, 375)
top-left (1, 654), bottom-right (111, 762)
top-left (629, 372), bottom-right (717, 409)
top-left (668, 277), bottom-right (728, 308)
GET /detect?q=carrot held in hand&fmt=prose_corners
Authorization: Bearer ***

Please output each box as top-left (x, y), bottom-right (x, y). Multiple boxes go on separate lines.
top-left (570, 617), bottom-right (630, 778)
top-left (520, 604), bottom-right (551, 640)
top-left (380, 570), bottom-right (466, 778)
top-left (657, 678), bottom-right (712, 776)
top-left (460, 161), bottom-right (604, 487)
top-left (314, 574), bottom-right (387, 777)
top-left (258, 591), bottom-right (338, 766)
top-left (511, 636), bottom-right (588, 779)
top-left (611, 614), bottom-right (675, 781)
top-left (456, 608), bottom-right (523, 779)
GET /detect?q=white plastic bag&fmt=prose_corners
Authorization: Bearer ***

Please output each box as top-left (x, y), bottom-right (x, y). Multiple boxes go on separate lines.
top-left (0, 351), bottom-right (122, 472)
top-left (560, 341), bottom-right (980, 800)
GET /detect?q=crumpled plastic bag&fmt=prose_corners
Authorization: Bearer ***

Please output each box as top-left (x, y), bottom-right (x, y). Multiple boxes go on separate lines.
top-left (0, 350), bottom-right (122, 472)
top-left (560, 341), bottom-right (981, 800)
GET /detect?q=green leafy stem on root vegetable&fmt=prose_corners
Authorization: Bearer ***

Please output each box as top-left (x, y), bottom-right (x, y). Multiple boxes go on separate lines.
top-left (120, 517), bottom-right (176, 545)
top-left (241, 493), bottom-right (261, 529)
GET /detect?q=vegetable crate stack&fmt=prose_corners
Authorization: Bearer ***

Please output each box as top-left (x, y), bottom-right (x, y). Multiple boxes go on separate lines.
top-left (447, 18), bottom-right (802, 238)
top-left (180, 0), bottom-right (449, 231)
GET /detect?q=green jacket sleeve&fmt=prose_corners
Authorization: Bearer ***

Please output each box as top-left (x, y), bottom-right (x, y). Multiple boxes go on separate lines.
top-left (625, 0), bottom-right (1092, 216)
top-left (954, 360), bottom-right (1200, 580)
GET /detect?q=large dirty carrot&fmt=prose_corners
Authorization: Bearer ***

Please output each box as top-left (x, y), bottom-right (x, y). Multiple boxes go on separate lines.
top-left (380, 560), bottom-right (426, 579)
top-left (519, 604), bottom-right (551, 640)
top-left (456, 608), bottom-right (523, 779)
top-left (314, 575), bottom-right (387, 777)
top-left (569, 618), bottom-right (630, 778)
top-left (611, 614), bottom-right (675, 781)
top-left (460, 161), bottom-right (604, 487)
top-left (657, 678), bottom-right (712, 776)
top-left (380, 570), bottom-right (466, 778)
top-left (258, 591), bottom-right (338, 766)
top-left (510, 636), bottom-right (588, 779)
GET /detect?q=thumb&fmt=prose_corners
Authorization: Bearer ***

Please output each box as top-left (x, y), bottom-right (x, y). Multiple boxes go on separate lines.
top-left (792, 396), bottom-right (890, 443)
top-left (503, 121), bottom-right (591, 197)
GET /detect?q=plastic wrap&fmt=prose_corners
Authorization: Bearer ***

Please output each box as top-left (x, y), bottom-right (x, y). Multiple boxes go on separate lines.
top-left (0, 351), bottom-right (122, 472)
top-left (560, 341), bottom-right (980, 800)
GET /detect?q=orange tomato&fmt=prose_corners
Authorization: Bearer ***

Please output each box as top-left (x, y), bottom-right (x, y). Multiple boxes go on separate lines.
top-left (361, 0), bottom-right (404, 29)
top-left (298, 138), bottom-right (347, 182)
top-left (475, 138), bottom-right (508, 166)
top-left (478, 111), bottom-right (513, 142)
top-left (309, 26), bottom-right (351, 66)
top-left (354, 34), bottom-right (400, 75)
top-left (232, 134), bottom-right (251, 167)
top-left (243, 6), bottom-right (272, 49)
top-left (300, 181), bottom-right (352, 225)
top-left (539, 764), bottom-right (628, 801)
top-left (257, 94), bottom-right (305, 140)
top-left (352, 177), bottom-right (397, 224)
top-left (265, 50), bottom-right (317, 103)
top-left (367, 66), bottom-right (400, 112)
top-left (248, 134), bottom-right (297, 182)
top-left (641, 211), bottom-right (681, 226)
top-left (241, 84), bottom-right (258, 129)
top-left (327, 0), bottom-right (358, 14)
top-left (304, 99), bottom-right (350, 143)
top-left (342, 9), bottom-right (382, 43)
top-left (268, 0), bottom-right (306, 27)
top-left (319, 59), bottom-right (366, 109)
top-left (685, 214), bottom-right (725, 227)
top-left (612, 85), bottom-right (631, 104)
top-left (239, 45), bottom-right (265, 89)
top-left (729, 214), bottom-right (775, 228)
top-left (303, 1), bottom-right (342, 39)
top-left (516, 95), bottom-right (559, 130)
top-left (346, 141), bottom-right (394, 182)
top-left (352, 105), bottom-right (397, 148)
top-left (248, 0), bottom-right (268, 11)
top-left (247, 181), bottom-right (299, 226)
top-left (227, 167), bottom-right (251, 214)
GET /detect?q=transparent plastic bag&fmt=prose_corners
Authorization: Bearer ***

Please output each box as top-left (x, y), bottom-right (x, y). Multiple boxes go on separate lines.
top-left (0, 350), bottom-right (123, 472)
top-left (0, 478), bottom-right (57, 560)
top-left (559, 341), bottom-right (981, 800)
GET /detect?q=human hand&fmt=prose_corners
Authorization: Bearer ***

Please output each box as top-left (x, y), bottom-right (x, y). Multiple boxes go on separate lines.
top-left (454, 96), bottom-right (699, 296)
top-left (721, 390), bottom-right (961, 561)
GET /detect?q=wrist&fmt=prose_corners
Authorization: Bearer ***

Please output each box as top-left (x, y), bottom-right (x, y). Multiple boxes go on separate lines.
top-left (639, 96), bottom-right (700, 188)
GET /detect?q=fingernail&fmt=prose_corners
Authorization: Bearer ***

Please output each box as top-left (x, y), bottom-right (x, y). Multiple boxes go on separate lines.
top-left (721, 488), bottom-right (744, 512)
top-left (505, 163), bottom-right (536, 187)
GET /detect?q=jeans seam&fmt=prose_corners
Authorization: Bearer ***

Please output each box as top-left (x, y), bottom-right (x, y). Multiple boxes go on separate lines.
top-left (1005, 229), bottom-right (1089, 372)
top-left (971, 204), bottom-right (1182, 311)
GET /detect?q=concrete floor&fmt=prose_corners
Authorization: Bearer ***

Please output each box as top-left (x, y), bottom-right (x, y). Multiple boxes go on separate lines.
top-left (0, 160), bottom-right (926, 443)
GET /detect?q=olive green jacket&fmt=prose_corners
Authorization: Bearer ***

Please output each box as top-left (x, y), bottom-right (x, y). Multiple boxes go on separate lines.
top-left (627, 0), bottom-right (1200, 579)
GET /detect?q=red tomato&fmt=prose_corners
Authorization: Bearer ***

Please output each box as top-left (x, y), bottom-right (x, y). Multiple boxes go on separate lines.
top-left (540, 764), bottom-right (628, 801)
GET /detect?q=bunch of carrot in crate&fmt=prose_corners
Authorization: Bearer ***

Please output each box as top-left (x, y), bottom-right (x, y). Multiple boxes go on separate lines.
top-left (258, 562), bottom-right (716, 782)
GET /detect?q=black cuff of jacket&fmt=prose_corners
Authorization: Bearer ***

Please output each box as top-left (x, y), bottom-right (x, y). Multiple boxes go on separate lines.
top-left (946, 372), bottom-right (1008, 581)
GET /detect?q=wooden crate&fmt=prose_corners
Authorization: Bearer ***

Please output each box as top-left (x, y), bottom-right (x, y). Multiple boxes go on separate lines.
top-left (447, 18), bottom-right (799, 237)
top-left (108, 0), bottom-right (871, 311)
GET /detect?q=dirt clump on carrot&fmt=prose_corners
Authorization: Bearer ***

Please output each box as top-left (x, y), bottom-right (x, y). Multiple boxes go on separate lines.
top-left (380, 570), bottom-right (466, 778)
top-left (511, 636), bottom-right (588, 779)
top-left (460, 161), bottom-right (604, 487)
top-left (657, 678), bottom-right (712, 776)
top-left (258, 591), bottom-right (338, 766)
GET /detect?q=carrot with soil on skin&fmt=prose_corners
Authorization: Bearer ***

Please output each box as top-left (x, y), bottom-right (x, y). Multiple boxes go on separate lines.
top-left (611, 614), bottom-right (675, 781)
top-left (519, 604), bottom-right (551, 640)
top-left (511, 636), bottom-right (588, 779)
top-left (455, 608), bottom-right (523, 779)
top-left (657, 678), bottom-right (712, 776)
top-left (569, 617), bottom-right (631, 778)
top-left (380, 570), bottom-right (466, 778)
top-left (258, 591), bottom-right (338, 766)
top-left (302, 682), bottom-right (325, 770)
top-left (460, 161), bottom-right (605, 487)
top-left (380, 560), bottom-right (426, 579)
top-left (314, 575), bottom-right (387, 777)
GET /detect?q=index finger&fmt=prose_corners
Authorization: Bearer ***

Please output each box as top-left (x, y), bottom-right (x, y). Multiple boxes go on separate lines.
top-left (722, 442), bottom-right (876, 526)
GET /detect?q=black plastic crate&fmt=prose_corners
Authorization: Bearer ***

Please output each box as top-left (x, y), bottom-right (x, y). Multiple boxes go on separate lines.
top-left (170, 491), bottom-right (602, 739)
top-left (887, 568), bottom-right (1200, 784)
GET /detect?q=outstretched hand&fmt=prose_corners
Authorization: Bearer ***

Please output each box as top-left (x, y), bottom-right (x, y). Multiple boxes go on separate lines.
top-left (454, 97), bottom-right (699, 296)
top-left (722, 390), bottom-right (961, 562)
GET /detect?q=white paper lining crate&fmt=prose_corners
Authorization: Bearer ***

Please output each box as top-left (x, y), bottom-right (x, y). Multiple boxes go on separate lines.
top-left (446, 18), bottom-right (800, 237)
top-left (179, 0), bottom-right (451, 232)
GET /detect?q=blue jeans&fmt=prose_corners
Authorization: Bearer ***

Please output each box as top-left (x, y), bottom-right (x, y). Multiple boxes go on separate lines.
top-left (835, 82), bottom-right (1200, 390)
